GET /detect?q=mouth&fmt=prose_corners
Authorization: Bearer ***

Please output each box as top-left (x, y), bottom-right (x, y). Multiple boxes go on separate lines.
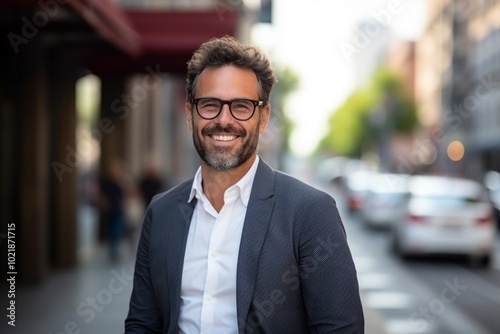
top-left (210, 134), bottom-right (238, 142)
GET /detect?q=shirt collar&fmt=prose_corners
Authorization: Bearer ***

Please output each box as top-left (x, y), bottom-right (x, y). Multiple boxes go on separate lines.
top-left (188, 156), bottom-right (260, 208)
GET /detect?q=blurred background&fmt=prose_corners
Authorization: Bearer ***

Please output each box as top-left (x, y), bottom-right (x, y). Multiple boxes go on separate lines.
top-left (1, 0), bottom-right (500, 333)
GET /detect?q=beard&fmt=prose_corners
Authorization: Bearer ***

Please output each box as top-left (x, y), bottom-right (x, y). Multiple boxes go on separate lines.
top-left (192, 115), bottom-right (261, 171)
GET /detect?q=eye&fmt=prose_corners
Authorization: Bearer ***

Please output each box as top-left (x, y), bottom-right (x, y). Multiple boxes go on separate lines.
top-left (198, 98), bottom-right (220, 109)
top-left (232, 100), bottom-right (253, 110)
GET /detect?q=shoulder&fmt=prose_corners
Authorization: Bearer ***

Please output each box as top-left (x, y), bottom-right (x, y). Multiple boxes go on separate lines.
top-left (270, 169), bottom-right (346, 238)
top-left (254, 159), bottom-right (335, 207)
top-left (147, 178), bottom-right (193, 210)
top-left (255, 158), bottom-right (331, 201)
top-left (274, 170), bottom-right (334, 204)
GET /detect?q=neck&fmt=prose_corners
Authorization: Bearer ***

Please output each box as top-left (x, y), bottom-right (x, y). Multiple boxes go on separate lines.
top-left (201, 155), bottom-right (256, 212)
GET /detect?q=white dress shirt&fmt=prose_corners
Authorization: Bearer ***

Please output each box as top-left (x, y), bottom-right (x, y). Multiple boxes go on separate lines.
top-left (178, 157), bottom-right (260, 334)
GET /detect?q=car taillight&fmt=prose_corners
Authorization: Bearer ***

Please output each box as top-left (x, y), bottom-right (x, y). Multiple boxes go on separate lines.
top-left (408, 214), bottom-right (427, 224)
top-left (348, 196), bottom-right (363, 210)
top-left (476, 213), bottom-right (493, 225)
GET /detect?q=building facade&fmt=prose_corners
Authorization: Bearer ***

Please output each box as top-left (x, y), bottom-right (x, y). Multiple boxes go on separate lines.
top-left (416, 0), bottom-right (500, 179)
top-left (1, 0), bottom-right (276, 283)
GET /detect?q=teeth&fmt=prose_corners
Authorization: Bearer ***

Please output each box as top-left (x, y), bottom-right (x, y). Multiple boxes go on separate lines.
top-left (212, 135), bottom-right (236, 141)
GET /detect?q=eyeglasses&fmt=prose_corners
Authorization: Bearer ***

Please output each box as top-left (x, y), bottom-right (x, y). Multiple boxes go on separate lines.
top-left (192, 97), bottom-right (264, 121)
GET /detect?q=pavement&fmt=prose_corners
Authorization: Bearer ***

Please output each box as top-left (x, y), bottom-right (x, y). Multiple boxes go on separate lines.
top-left (363, 303), bottom-right (388, 334)
top-left (1, 246), bottom-right (135, 334)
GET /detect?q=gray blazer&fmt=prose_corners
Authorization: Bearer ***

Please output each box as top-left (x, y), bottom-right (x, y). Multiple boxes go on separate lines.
top-left (125, 159), bottom-right (364, 333)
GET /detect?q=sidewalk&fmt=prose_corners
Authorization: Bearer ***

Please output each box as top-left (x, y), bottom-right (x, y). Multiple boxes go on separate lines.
top-left (2, 245), bottom-right (135, 334)
top-left (363, 298), bottom-right (388, 334)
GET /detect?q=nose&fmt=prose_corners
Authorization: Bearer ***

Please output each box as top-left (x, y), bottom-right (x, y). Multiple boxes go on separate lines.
top-left (215, 103), bottom-right (234, 124)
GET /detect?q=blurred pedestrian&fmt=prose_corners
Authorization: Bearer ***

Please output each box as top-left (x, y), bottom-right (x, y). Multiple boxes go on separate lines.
top-left (99, 159), bottom-right (127, 262)
top-left (125, 36), bottom-right (364, 333)
top-left (138, 160), bottom-right (168, 207)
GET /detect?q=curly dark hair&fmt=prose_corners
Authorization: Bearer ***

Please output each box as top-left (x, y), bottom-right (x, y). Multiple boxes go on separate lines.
top-left (186, 36), bottom-right (276, 104)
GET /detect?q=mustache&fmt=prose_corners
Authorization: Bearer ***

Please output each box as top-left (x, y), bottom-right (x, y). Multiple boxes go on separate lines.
top-left (202, 124), bottom-right (245, 137)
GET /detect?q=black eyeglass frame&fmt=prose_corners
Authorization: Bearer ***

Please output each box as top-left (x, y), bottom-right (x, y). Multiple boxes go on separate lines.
top-left (191, 97), bottom-right (265, 121)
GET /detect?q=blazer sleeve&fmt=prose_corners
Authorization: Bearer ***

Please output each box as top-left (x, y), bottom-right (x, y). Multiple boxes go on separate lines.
top-left (297, 191), bottom-right (364, 333)
top-left (124, 208), bottom-right (163, 333)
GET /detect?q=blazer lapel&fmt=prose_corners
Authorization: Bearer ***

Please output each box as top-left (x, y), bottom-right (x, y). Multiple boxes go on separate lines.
top-left (166, 181), bottom-right (197, 327)
top-left (236, 159), bottom-right (275, 331)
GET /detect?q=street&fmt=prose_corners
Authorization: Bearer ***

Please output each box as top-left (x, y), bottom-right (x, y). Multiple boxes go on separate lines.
top-left (320, 182), bottom-right (500, 334)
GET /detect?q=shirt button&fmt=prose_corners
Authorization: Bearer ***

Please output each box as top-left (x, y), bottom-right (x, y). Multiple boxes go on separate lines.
top-left (207, 295), bottom-right (213, 301)
top-left (211, 251), bottom-right (218, 258)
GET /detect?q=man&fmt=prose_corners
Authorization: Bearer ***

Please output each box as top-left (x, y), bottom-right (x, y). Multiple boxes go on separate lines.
top-left (125, 36), bottom-right (364, 334)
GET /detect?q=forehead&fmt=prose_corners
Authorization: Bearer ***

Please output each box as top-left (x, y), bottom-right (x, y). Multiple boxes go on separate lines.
top-left (195, 65), bottom-right (259, 99)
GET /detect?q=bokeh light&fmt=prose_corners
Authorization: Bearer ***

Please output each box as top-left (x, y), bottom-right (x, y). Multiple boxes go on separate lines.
top-left (447, 140), bottom-right (465, 161)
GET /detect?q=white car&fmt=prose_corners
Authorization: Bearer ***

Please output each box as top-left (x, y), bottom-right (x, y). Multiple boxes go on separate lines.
top-left (360, 173), bottom-right (409, 228)
top-left (392, 175), bottom-right (497, 266)
top-left (345, 170), bottom-right (374, 213)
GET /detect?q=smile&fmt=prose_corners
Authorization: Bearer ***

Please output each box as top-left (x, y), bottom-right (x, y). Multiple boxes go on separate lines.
top-left (211, 134), bottom-right (238, 141)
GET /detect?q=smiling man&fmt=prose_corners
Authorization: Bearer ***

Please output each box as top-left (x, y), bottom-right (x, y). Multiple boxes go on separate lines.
top-left (125, 36), bottom-right (364, 334)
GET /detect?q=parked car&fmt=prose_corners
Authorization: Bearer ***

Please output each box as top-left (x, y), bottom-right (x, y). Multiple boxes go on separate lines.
top-left (345, 170), bottom-right (373, 213)
top-left (316, 156), bottom-right (349, 184)
top-left (360, 173), bottom-right (409, 228)
top-left (392, 175), bottom-right (497, 266)
top-left (484, 170), bottom-right (500, 229)
top-left (316, 157), bottom-right (368, 188)
top-left (490, 187), bottom-right (500, 229)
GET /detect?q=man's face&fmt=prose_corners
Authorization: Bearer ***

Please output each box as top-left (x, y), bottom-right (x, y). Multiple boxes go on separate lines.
top-left (185, 65), bottom-right (270, 171)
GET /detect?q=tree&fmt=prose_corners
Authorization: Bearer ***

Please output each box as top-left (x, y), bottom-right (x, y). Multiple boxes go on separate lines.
top-left (275, 66), bottom-right (299, 152)
top-left (318, 67), bottom-right (418, 157)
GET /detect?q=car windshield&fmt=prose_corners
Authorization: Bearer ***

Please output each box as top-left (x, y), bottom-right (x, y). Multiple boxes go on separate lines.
top-left (347, 172), bottom-right (372, 191)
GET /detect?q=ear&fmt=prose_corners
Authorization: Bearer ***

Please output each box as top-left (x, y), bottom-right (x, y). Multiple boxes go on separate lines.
top-left (185, 102), bottom-right (193, 132)
top-left (259, 103), bottom-right (271, 134)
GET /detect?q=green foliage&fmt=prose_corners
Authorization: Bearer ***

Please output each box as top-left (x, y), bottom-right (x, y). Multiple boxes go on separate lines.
top-left (275, 66), bottom-right (299, 152)
top-left (279, 66), bottom-right (299, 96)
top-left (318, 67), bottom-right (418, 157)
top-left (319, 89), bottom-right (376, 157)
top-left (371, 68), bottom-right (418, 134)
top-left (76, 74), bottom-right (101, 127)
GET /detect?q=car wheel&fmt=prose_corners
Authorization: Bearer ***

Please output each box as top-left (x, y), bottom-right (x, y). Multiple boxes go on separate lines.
top-left (391, 232), bottom-right (407, 259)
top-left (469, 254), bottom-right (491, 268)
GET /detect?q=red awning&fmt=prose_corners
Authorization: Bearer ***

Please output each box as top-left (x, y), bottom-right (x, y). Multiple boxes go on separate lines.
top-left (89, 10), bottom-right (238, 76)
top-left (127, 10), bottom-right (238, 52)
top-left (2, 0), bottom-right (141, 56)
top-left (68, 0), bottom-right (141, 56)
